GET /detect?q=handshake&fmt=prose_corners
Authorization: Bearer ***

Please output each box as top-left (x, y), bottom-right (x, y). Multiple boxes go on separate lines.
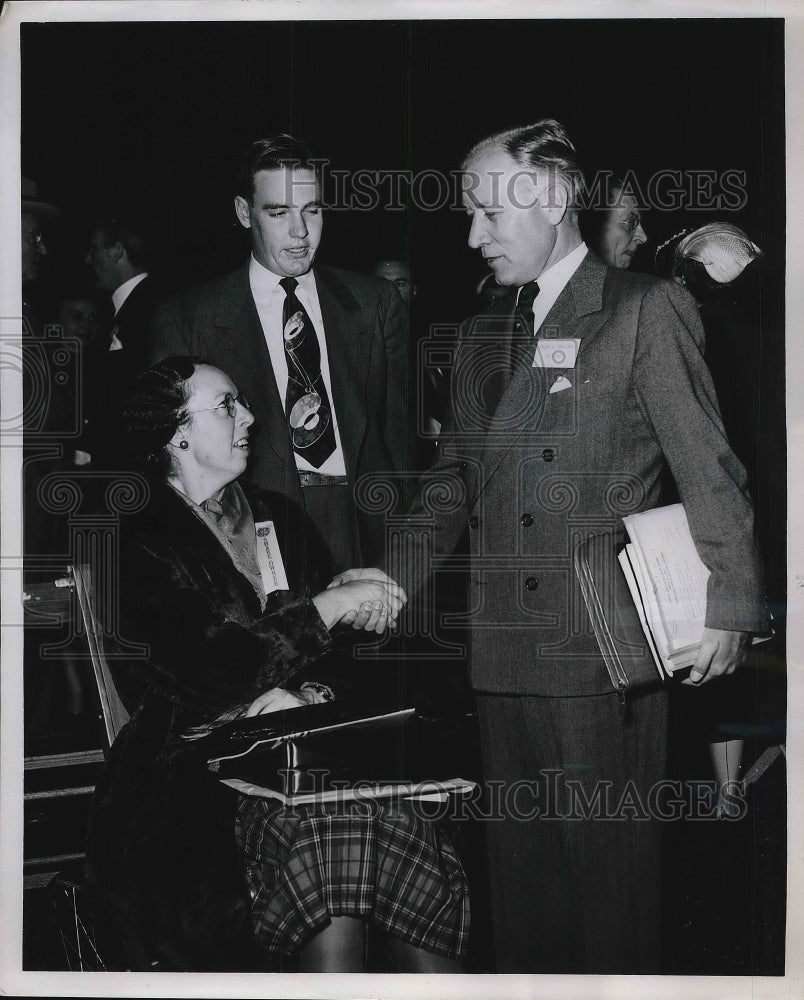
top-left (311, 568), bottom-right (407, 634)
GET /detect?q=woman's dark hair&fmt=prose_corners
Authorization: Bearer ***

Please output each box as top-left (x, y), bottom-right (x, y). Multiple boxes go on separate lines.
top-left (120, 355), bottom-right (198, 476)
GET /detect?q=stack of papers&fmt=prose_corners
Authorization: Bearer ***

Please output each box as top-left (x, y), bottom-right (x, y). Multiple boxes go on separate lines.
top-left (219, 776), bottom-right (478, 807)
top-left (618, 504), bottom-right (710, 678)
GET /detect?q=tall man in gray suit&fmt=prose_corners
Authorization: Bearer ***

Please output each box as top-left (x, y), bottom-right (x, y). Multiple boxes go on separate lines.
top-left (374, 120), bottom-right (767, 973)
top-left (149, 135), bottom-right (411, 574)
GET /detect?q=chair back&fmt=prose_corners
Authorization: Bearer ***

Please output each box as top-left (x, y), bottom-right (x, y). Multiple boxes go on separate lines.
top-left (69, 563), bottom-right (130, 748)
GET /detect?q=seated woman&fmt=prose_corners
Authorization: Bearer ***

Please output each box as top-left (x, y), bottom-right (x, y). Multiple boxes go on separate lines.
top-left (84, 356), bottom-right (469, 973)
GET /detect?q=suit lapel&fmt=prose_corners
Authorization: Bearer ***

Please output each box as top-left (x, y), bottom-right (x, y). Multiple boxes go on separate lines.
top-left (313, 266), bottom-right (368, 477)
top-left (111, 277), bottom-right (146, 341)
top-left (210, 266), bottom-right (293, 476)
top-left (475, 251), bottom-right (612, 497)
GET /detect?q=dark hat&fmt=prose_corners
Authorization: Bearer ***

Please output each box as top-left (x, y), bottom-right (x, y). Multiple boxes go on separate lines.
top-left (21, 177), bottom-right (60, 219)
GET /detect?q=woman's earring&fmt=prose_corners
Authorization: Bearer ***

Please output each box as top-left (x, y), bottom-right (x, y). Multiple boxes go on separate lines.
top-left (178, 440), bottom-right (189, 450)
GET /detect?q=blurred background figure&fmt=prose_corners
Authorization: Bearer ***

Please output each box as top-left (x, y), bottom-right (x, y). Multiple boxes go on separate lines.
top-left (21, 180), bottom-right (88, 746)
top-left (369, 255), bottom-right (441, 465)
top-left (475, 270), bottom-right (510, 311)
top-left (655, 221), bottom-right (779, 812)
top-left (83, 209), bottom-right (161, 472)
top-left (85, 208), bottom-right (159, 379)
top-left (582, 176), bottom-right (648, 269)
top-left (22, 177), bottom-right (60, 331)
top-left (371, 258), bottom-right (417, 309)
top-left (45, 276), bottom-right (111, 469)
top-left (654, 222), bottom-right (764, 483)
top-left (655, 221), bottom-right (761, 294)
top-left (21, 178), bottom-right (69, 576)
top-left (49, 278), bottom-right (106, 348)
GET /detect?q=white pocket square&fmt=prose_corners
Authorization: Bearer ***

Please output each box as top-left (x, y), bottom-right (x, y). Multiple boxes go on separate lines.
top-left (549, 375), bottom-right (573, 394)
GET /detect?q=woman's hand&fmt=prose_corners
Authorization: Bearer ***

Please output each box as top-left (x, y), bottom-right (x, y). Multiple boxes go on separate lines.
top-left (245, 686), bottom-right (323, 717)
top-left (327, 567), bottom-right (406, 601)
top-left (312, 579), bottom-right (406, 633)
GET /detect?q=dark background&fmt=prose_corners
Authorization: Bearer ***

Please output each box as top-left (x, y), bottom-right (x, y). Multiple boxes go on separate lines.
top-left (22, 18), bottom-right (785, 315)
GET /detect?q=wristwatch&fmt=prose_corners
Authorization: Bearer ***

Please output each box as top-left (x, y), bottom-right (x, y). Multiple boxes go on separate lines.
top-left (300, 680), bottom-right (335, 703)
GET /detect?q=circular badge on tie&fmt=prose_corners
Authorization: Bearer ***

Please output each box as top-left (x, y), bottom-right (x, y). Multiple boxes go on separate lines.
top-left (283, 311), bottom-right (306, 351)
top-left (289, 392), bottom-right (332, 448)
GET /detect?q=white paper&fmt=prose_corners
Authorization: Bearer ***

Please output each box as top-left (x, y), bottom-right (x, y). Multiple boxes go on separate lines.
top-left (623, 505), bottom-right (709, 655)
top-left (254, 519), bottom-right (290, 594)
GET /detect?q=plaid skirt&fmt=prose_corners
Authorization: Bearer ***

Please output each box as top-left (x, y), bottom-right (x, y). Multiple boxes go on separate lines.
top-left (234, 794), bottom-right (470, 958)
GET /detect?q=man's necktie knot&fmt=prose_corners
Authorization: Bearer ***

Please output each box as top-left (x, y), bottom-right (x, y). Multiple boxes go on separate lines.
top-left (279, 276), bottom-right (298, 296)
top-left (518, 280), bottom-right (540, 332)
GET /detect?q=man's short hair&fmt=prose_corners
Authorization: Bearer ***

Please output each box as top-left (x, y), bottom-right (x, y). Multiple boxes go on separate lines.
top-left (463, 118), bottom-right (585, 210)
top-left (94, 211), bottom-right (150, 269)
top-left (236, 134), bottom-right (320, 201)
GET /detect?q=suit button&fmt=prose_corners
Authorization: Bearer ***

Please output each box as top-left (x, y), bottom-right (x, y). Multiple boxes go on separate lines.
top-left (513, 320), bottom-right (522, 331)
top-left (542, 447), bottom-right (555, 462)
top-left (468, 516), bottom-right (479, 529)
top-left (525, 577), bottom-right (539, 591)
top-left (521, 513), bottom-right (534, 527)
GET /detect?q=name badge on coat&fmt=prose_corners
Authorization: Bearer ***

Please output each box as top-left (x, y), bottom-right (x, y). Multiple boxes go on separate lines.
top-left (254, 520), bottom-right (290, 594)
top-left (532, 338), bottom-right (581, 368)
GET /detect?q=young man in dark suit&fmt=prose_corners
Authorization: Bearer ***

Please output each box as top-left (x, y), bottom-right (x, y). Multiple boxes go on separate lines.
top-left (374, 119), bottom-right (768, 973)
top-left (148, 135), bottom-right (411, 572)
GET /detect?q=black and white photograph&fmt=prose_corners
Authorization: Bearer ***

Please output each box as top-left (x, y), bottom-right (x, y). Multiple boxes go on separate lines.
top-left (1, 1), bottom-right (801, 997)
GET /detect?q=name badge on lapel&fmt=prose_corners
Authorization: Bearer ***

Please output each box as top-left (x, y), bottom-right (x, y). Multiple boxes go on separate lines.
top-left (254, 520), bottom-right (290, 594)
top-left (532, 338), bottom-right (581, 369)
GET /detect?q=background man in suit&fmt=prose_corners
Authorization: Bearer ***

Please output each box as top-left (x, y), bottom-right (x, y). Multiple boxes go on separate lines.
top-left (377, 119), bottom-right (768, 973)
top-left (370, 258), bottom-right (417, 309)
top-left (82, 211), bottom-right (159, 470)
top-left (149, 135), bottom-right (410, 574)
top-left (86, 211), bottom-right (157, 375)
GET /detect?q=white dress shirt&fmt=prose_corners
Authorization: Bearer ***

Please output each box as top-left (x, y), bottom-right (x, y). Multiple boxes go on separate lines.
top-left (517, 242), bottom-right (588, 335)
top-left (248, 255), bottom-right (347, 475)
top-left (109, 272), bottom-right (149, 351)
top-left (112, 271), bottom-right (149, 316)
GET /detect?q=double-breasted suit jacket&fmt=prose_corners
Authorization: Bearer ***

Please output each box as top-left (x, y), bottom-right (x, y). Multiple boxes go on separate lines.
top-left (406, 251), bottom-right (767, 697)
top-left (148, 264), bottom-right (412, 567)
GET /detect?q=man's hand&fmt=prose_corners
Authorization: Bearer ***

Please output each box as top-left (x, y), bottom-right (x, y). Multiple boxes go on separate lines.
top-left (682, 627), bottom-right (750, 686)
top-left (312, 579), bottom-right (406, 633)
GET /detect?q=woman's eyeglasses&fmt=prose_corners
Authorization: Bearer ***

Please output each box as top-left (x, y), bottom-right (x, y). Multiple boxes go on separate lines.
top-left (188, 392), bottom-right (250, 419)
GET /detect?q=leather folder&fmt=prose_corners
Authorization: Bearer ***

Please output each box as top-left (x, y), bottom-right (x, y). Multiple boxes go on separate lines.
top-left (573, 531), bottom-right (665, 698)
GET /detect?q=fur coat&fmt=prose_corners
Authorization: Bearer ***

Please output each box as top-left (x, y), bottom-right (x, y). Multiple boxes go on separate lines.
top-left (84, 481), bottom-right (346, 970)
